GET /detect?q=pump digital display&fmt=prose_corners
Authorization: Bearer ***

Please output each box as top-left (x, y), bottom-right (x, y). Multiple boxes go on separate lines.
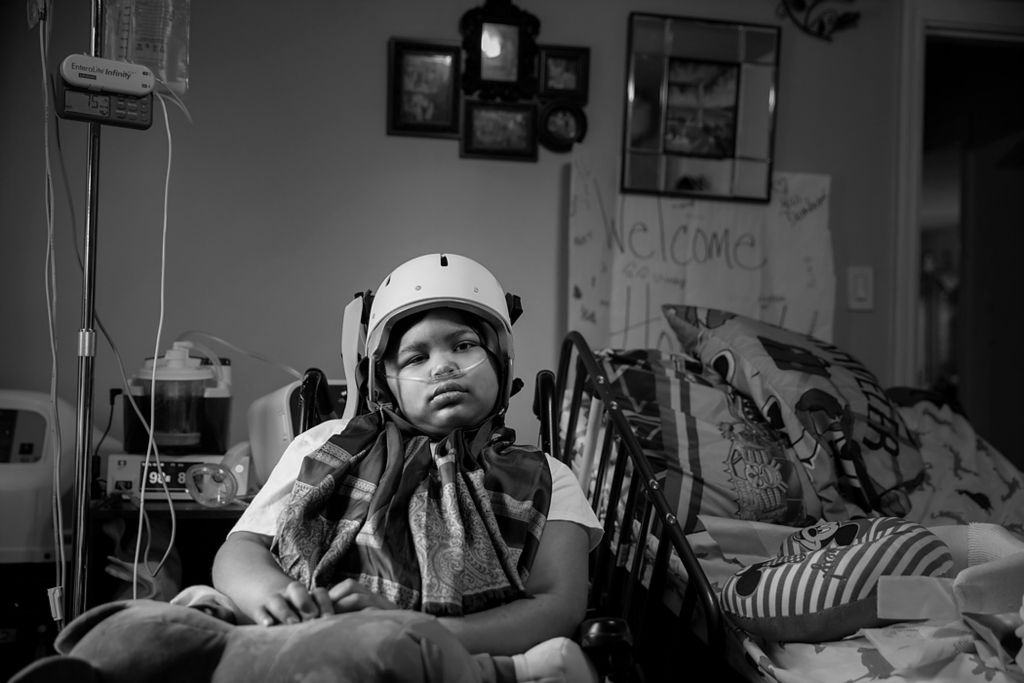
top-left (140, 460), bottom-right (191, 492)
top-left (56, 79), bottom-right (153, 130)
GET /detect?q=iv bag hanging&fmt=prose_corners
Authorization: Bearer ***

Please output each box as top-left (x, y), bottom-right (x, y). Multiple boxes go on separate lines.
top-left (103, 0), bottom-right (191, 96)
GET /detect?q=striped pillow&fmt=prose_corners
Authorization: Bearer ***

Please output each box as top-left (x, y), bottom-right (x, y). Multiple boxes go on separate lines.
top-left (719, 517), bottom-right (953, 642)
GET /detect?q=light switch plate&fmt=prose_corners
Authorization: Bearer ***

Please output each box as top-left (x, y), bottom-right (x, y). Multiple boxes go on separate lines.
top-left (847, 265), bottom-right (874, 311)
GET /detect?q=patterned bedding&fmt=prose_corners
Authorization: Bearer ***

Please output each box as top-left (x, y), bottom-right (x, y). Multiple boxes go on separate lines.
top-left (563, 343), bottom-right (1024, 683)
top-left (699, 410), bottom-right (1024, 683)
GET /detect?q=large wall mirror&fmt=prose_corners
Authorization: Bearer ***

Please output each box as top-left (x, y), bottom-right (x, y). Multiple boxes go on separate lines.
top-left (622, 13), bottom-right (781, 202)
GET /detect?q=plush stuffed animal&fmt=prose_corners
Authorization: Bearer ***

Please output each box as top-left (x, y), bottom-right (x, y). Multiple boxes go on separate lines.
top-left (9, 599), bottom-right (487, 683)
top-left (9, 597), bottom-right (599, 683)
top-left (718, 517), bottom-right (954, 643)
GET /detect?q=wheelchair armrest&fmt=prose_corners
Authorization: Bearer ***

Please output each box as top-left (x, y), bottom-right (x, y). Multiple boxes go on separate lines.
top-left (578, 616), bottom-right (643, 683)
top-left (297, 367), bottom-right (331, 433)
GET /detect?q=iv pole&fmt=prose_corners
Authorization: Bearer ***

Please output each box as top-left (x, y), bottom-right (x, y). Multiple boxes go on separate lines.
top-left (68, 0), bottom-right (106, 622)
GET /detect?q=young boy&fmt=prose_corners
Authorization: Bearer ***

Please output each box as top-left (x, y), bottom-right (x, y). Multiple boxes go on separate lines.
top-left (211, 253), bottom-right (602, 678)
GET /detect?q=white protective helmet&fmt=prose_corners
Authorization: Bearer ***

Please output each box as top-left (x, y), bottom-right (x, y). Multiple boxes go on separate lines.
top-left (364, 253), bottom-right (518, 411)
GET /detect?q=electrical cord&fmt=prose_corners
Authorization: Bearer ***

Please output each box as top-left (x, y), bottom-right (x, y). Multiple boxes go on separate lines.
top-left (132, 92), bottom-right (178, 599)
top-left (36, 0), bottom-right (67, 631)
top-left (92, 388), bottom-right (122, 459)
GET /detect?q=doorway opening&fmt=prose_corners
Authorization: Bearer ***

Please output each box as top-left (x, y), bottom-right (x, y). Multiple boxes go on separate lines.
top-left (918, 34), bottom-right (1024, 460)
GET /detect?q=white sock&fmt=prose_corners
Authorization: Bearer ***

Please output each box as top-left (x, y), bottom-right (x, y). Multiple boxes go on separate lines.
top-left (511, 637), bottom-right (598, 683)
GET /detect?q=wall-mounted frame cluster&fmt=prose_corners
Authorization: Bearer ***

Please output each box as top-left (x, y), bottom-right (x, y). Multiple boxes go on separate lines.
top-left (386, 0), bottom-right (590, 160)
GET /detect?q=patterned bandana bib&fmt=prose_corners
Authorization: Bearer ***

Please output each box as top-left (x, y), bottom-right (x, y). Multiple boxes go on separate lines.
top-left (273, 410), bottom-right (552, 616)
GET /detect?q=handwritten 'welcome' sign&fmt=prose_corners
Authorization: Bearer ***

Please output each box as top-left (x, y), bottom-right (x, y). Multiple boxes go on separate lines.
top-left (568, 152), bottom-right (835, 352)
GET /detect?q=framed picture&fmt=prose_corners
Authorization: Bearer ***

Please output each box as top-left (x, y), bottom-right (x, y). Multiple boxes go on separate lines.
top-left (387, 39), bottom-right (461, 138)
top-left (459, 0), bottom-right (540, 101)
top-left (537, 100), bottom-right (587, 153)
top-left (460, 100), bottom-right (537, 161)
top-left (538, 45), bottom-right (590, 102)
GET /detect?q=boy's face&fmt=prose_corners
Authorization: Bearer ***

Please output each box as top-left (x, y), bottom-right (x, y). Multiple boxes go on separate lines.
top-left (383, 308), bottom-right (500, 437)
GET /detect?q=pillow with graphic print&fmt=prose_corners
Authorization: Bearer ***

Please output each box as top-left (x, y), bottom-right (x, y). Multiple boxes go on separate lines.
top-left (593, 348), bottom-right (818, 532)
top-left (719, 517), bottom-right (953, 643)
top-left (663, 305), bottom-right (925, 518)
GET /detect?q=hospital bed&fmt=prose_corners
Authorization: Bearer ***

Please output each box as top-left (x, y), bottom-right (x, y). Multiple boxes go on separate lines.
top-left (538, 311), bottom-right (1024, 682)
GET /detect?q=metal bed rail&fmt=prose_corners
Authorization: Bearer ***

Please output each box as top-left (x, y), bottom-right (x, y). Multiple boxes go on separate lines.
top-left (544, 331), bottom-right (725, 662)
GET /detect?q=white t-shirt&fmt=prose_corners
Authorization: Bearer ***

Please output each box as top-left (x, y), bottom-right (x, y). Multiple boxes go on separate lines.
top-left (232, 418), bottom-right (603, 550)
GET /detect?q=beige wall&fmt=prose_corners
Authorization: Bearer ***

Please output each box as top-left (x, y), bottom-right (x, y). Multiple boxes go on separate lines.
top-left (1, 0), bottom-right (902, 446)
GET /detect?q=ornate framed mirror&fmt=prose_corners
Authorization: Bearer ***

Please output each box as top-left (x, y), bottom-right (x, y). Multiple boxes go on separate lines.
top-left (459, 0), bottom-right (540, 101)
top-left (622, 12), bottom-right (781, 202)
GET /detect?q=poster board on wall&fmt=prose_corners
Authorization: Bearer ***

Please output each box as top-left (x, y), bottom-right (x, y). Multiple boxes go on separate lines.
top-left (568, 151), bottom-right (835, 352)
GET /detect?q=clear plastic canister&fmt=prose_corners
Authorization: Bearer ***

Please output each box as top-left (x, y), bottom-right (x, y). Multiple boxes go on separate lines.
top-left (136, 342), bottom-right (213, 450)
